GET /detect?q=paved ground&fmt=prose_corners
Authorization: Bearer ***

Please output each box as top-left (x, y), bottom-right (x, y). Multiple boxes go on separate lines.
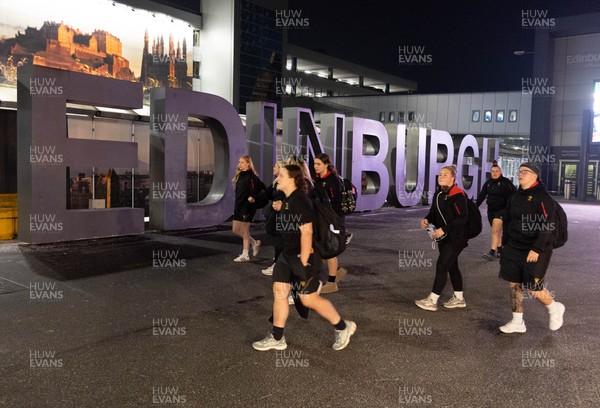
top-left (1, 200), bottom-right (599, 408)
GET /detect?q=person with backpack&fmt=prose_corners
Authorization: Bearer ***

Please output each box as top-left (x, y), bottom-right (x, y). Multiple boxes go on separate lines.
top-left (497, 162), bottom-right (565, 333)
top-left (261, 161), bottom-right (286, 276)
top-left (252, 164), bottom-right (357, 351)
top-left (476, 161), bottom-right (516, 260)
top-left (416, 165), bottom-right (469, 311)
top-left (231, 155), bottom-right (262, 262)
top-left (313, 154), bottom-right (348, 294)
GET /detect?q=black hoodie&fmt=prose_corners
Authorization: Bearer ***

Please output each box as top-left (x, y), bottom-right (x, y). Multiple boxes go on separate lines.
top-left (425, 184), bottom-right (468, 249)
top-left (501, 181), bottom-right (555, 254)
top-left (476, 176), bottom-right (516, 211)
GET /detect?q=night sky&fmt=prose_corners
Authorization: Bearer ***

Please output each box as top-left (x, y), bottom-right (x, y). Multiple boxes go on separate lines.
top-left (163, 0), bottom-right (600, 93)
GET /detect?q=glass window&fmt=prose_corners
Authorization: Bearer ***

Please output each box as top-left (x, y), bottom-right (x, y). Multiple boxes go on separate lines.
top-left (398, 111), bottom-right (405, 122)
top-left (389, 112), bottom-right (395, 122)
top-left (509, 110), bottom-right (518, 122)
top-left (379, 112), bottom-right (386, 122)
top-left (484, 110), bottom-right (492, 122)
top-left (496, 110), bottom-right (505, 122)
top-left (471, 110), bottom-right (480, 122)
top-left (408, 111), bottom-right (415, 122)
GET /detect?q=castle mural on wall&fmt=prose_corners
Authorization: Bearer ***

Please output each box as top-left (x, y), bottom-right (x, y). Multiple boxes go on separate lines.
top-left (0, 22), bottom-right (190, 90)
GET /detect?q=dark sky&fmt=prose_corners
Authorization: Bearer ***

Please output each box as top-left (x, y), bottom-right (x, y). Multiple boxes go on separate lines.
top-left (162, 0), bottom-right (600, 93)
top-left (286, 0), bottom-right (600, 93)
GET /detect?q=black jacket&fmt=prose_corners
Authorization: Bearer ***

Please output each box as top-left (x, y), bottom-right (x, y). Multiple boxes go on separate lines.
top-left (476, 176), bottom-right (516, 211)
top-left (425, 184), bottom-right (468, 249)
top-left (234, 170), bottom-right (260, 213)
top-left (314, 171), bottom-right (343, 216)
top-left (501, 181), bottom-right (555, 254)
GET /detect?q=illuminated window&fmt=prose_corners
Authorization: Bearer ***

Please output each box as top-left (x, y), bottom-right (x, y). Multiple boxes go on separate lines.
top-left (389, 112), bottom-right (395, 122)
top-left (379, 112), bottom-right (385, 122)
top-left (509, 110), bottom-right (518, 122)
top-left (496, 110), bottom-right (505, 122)
top-left (471, 110), bottom-right (480, 122)
top-left (484, 110), bottom-right (492, 122)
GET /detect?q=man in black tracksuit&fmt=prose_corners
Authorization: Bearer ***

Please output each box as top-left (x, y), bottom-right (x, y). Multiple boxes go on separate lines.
top-left (476, 163), bottom-right (516, 260)
top-left (497, 162), bottom-right (565, 333)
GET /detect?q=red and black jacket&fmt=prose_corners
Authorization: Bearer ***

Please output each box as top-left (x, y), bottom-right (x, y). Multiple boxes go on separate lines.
top-left (314, 170), bottom-right (343, 216)
top-left (425, 184), bottom-right (469, 249)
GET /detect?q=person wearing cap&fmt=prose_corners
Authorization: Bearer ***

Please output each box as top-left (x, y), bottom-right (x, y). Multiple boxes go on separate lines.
top-left (497, 162), bottom-right (565, 333)
top-left (476, 161), bottom-right (516, 260)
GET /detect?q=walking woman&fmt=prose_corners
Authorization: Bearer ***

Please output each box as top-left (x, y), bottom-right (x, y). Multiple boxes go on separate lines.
top-left (231, 155), bottom-right (261, 262)
top-left (476, 161), bottom-right (516, 260)
top-left (416, 165), bottom-right (468, 311)
top-left (313, 153), bottom-right (347, 294)
top-left (262, 161), bottom-right (286, 276)
top-left (252, 164), bottom-right (356, 351)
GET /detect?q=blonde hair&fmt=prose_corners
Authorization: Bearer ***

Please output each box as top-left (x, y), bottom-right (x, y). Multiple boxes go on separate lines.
top-left (440, 164), bottom-right (457, 178)
top-left (232, 155), bottom-right (258, 184)
top-left (286, 156), bottom-right (314, 191)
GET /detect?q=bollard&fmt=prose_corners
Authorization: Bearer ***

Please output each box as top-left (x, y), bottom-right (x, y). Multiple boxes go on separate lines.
top-left (563, 180), bottom-right (572, 200)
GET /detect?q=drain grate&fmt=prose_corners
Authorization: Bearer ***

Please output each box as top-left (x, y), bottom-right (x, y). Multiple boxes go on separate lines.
top-left (0, 278), bottom-right (28, 295)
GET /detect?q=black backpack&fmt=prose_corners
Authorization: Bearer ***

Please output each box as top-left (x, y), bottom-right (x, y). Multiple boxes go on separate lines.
top-left (311, 189), bottom-right (347, 259)
top-left (550, 200), bottom-right (568, 249)
top-left (465, 198), bottom-right (482, 239)
top-left (339, 177), bottom-right (357, 215)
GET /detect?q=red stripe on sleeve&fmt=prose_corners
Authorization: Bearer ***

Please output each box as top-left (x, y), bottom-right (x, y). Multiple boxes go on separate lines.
top-left (454, 203), bottom-right (461, 215)
top-left (541, 202), bottom-right (547, 217)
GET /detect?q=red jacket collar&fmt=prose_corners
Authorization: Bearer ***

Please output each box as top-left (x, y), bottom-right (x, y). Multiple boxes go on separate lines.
top-left (317, 170), bottom-right (331, 179)
top-left (447, 184), bottom-right (465, 197)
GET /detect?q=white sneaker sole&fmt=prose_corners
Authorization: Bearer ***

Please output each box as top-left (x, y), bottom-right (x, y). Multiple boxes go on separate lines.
top-left (499, 324), bottom-right (526, 334)
top-left (443, 302), bottom-right (466, 309)
top-left (415, 301), bottom-right (437, 312)
top-left (549, 303), bottom-right (565, 331)
top-left (333, 321), bottom-right (357, 351)
top-left (252, 341), bottom-right (287, 351)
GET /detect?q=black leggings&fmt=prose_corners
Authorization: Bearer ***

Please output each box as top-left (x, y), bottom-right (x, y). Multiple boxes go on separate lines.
top-left (432, 239), bottom-right (464, 295)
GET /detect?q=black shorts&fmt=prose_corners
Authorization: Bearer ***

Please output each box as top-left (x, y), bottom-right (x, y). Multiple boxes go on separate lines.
top-left (487, 209), bottom-right (503, 226)
top-left (272, 251), bottom-right (326, 295)
top-left (499, 244), bottom-right (553, 291)
top-left (233, 206), bottom-right (256, 222)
